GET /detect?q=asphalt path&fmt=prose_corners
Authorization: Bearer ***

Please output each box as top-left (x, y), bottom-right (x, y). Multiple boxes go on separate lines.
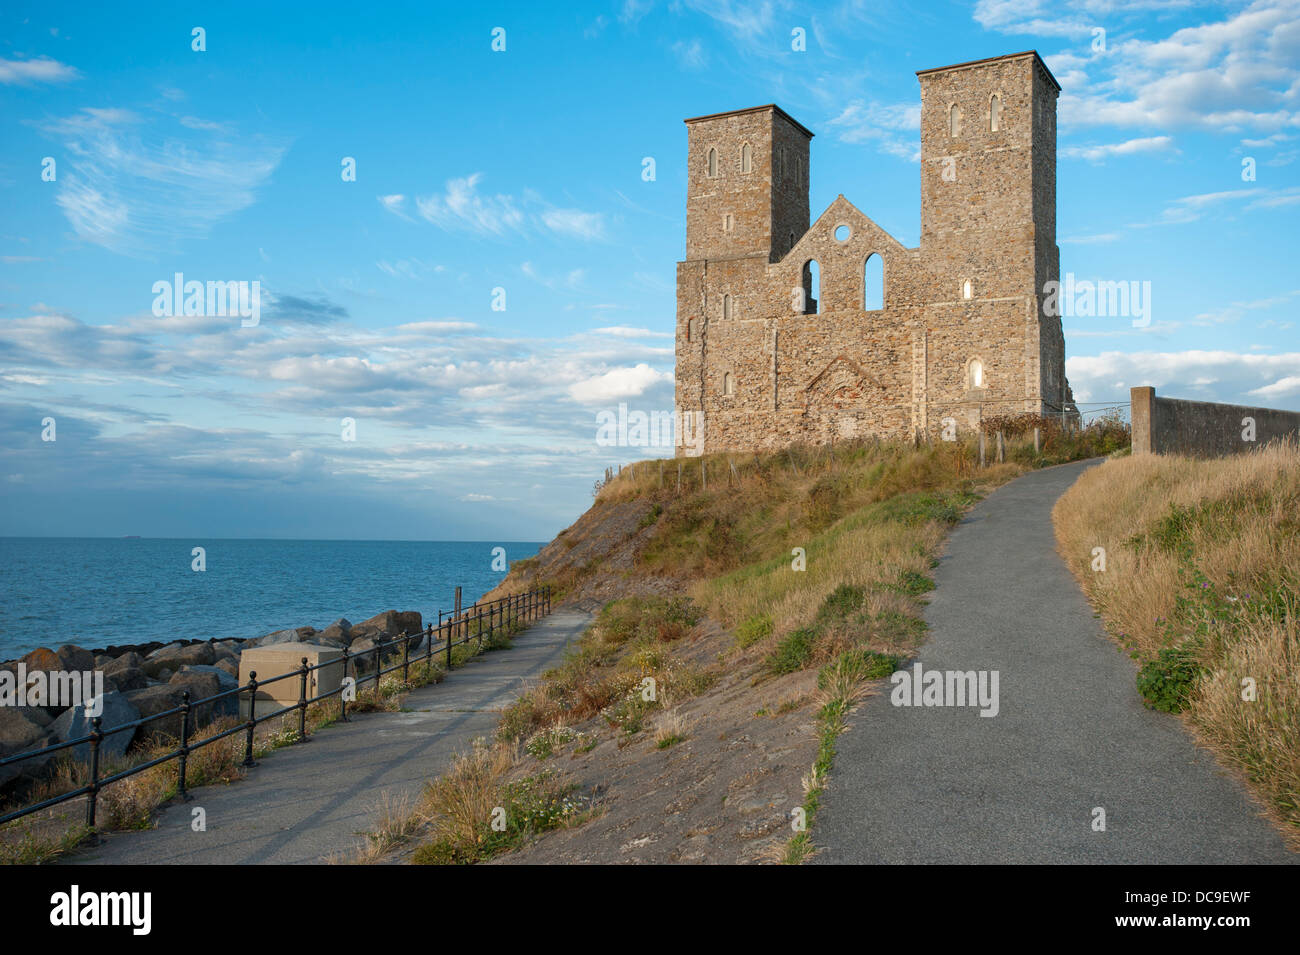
top-left (812, 459), bottom-right (1294, 864)
top-left (70, 610), bottom-right (590, 865)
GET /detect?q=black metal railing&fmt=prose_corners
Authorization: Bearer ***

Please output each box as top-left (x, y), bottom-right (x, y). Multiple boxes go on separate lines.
top-left (0, 585), bottom-right (551, 831)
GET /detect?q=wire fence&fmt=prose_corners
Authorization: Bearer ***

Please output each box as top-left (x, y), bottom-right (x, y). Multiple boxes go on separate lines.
top-left (0, 586), bottom-right (552, 831)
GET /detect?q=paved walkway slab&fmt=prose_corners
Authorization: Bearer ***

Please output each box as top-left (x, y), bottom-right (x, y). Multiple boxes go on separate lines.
top-left (71, 611), bottom-right (590, 865)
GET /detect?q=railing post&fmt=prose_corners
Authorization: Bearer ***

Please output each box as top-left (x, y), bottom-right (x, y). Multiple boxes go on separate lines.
top-left (243, 671), bottom-right (258, 767)
top-left (298, 657), bottom-right (309, 740)
top-left (444, 619), bottom-right (452, 670)
top-left (178, 690), bottom-right (191, 798)
top-left (340, 648), bottom-right (351, 722)
top-left (401, 631), bottom-right (410, 684)
top-left (374, 635), bottom-right (385, 696)
top-left (425, 623), bottom-right (433, 669)
top-left (85, 716), bottom-right (103, 831)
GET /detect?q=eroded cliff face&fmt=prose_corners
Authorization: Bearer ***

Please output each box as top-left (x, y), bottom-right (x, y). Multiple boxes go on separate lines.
top-left (481, 494), bottom-right (681, 611)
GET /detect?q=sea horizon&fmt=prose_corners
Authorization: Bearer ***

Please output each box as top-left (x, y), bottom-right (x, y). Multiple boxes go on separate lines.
top-left (0, 537), bottom-right (545, 660)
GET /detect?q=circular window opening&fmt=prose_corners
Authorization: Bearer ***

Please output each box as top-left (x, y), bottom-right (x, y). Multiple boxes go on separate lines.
top-left (834, 224), bottom-right (851, 242)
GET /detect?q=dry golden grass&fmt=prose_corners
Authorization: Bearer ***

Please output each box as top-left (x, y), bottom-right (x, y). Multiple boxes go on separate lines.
top-left (353, 790), bottom-right (426, 863)
top-left (1054, 438), bottom-right (1300, 838)
top-left (652, 700), bottom-right (690, 748)
top-left (420, 739), bottom-right (517, 852)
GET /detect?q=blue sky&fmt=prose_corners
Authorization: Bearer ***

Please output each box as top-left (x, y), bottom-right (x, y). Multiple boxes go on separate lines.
top-left (2, 0), bottom-right (1298, 540)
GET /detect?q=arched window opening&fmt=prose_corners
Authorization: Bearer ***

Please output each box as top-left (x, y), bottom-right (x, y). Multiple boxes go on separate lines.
top-left (723, 213), bottom-right (734, 233)
top-left (741, 143), bottom-right (752, 173)
top-left (802, 259), bottom-right (821, 315)
top-left (969, 359), bottom-right (984, 389)
top-left (990, 95), bottom-right (1002, 132)
top-left (723, 371), bottom-right (736, 396)
top-left (707, 147), bottom-right (717, 178)
top-left (962, 278), bottom-right (973, 300)
top-left (949, 104), bottom-right (961, 138)
top-left (863, 254), bottom-right (884, 311)
top-left (722, 293), bottom-right (733, 321)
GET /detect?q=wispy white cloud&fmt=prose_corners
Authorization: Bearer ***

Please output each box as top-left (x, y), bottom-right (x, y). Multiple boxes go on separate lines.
top-left (672, 38), bottom-right (708, 70)
top-left (826, 100), bottom-right (922, 161)
top-left (538, 208), bottom-right (607, 240)
top-left (0, 55), bottom-right (80, 85)
top-left (38, 106), bottom-right (286, 256)
top-left (414, 174), bottom-right (526, 236)
top-left (592, 326), bottom-right (674, 339)
top-left (377, 194), bottom-right (412, 220)
top-left (396, 173), bottom-right (606, 241)
top-left (1061, 135), bottom-right (1175, 160)
top-left (974, 0), bottom-right (1095, 38)
top-left (376, 257), bottom-right (444, 280)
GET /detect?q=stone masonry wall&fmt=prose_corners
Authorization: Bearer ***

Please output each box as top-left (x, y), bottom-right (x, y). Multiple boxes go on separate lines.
top-left (1131, 387), bottom-right (1300, 457)
top-left (675, 52), bottom-right (1075, 455)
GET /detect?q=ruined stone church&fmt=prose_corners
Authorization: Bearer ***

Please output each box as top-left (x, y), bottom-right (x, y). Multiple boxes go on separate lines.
top-left (674, 50), bottom-right (1078, 454)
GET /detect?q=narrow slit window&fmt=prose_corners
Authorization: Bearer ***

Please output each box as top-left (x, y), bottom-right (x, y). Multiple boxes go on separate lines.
top-left (723, 371), bottom-right (735, 395)
top-left (722, 294), bottom-right (732, 320)
top-left (707, 147), bottom-right (717, 178)
top-left (990, 95), bottom-right (1002, 132)
top-left (949, 104), bottom-right (961, 138)
top-left (803, 259), bottom-right (821, 315)
top-left (741, 143), bottom-right (752, 173)
top-left (864, 254), bottom-right (883, 311)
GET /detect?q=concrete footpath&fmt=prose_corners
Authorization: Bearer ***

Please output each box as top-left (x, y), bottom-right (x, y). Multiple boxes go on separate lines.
top-left (70, 610), bottom-right (591, 865)
top-left (813, 459), bottom-right (1296, 864)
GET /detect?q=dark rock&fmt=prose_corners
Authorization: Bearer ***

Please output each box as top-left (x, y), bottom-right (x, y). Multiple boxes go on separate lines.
top-left (103, 652), bottom-right (145, 676)
top-left (248, 629), bottom-right (302, 649)
top-left (0, 708), bottom-right (55, 791)
top-left (142, 642), bottom-right (215, 677)
top-left (0, 707), bottom-right (48, 755)
top-left (49, 691), bottom-right (140, 765)
top-left (349, 610), bottom-right (423, 646)
top-left (104, 666), bottom-right (148, 693)
top-left (316, 618), bottom-right (351, 644)
top-left (99, 641), bottom-right (166, 659)
top-left (168, 669), bottom-right (223, 725)
top-left (124, 685), bottom-right (188, 740)
top-left (174, 666), bottom-right (239, 719)
top-left (56, 644), bottom-right (95, 674)
top-left (146, 642), bottom-right (185, 660)
top-left (20, 647), bottom-right (62, 672)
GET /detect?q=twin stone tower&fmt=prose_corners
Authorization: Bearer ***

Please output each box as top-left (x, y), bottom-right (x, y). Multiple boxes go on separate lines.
top-left (673, 50), bottom-right (1078, 455)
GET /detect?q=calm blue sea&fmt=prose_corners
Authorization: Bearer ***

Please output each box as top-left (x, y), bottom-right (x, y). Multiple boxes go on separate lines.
top-left (0, 538), bottom-right (544, 659)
